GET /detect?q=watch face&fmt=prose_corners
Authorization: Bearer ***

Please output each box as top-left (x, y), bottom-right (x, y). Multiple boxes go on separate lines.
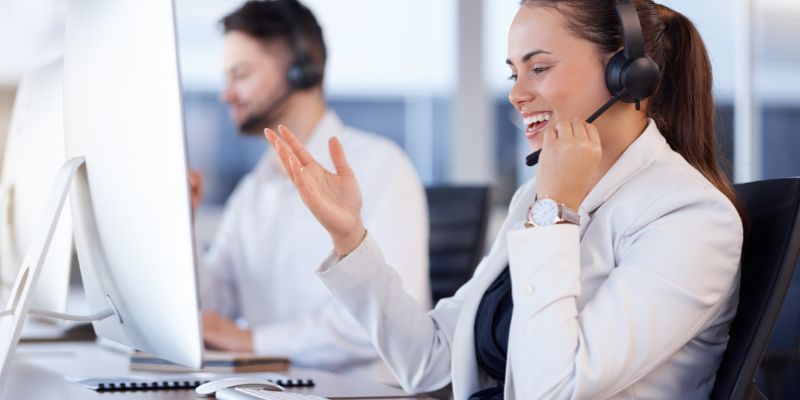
top-left (531, 198), bottom-right (559, 226)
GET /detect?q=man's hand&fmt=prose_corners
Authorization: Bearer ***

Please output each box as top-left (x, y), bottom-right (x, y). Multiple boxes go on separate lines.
top-left (189, 169), bottom-right (204, 215)
top-left (202, 311), bottom-right (254, 352)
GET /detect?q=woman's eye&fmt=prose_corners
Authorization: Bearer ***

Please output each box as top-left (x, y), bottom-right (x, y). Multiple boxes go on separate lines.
top-left (532, 66), bottom-right (550, 74)
top-left (507, 74), bottom-right (518, 81)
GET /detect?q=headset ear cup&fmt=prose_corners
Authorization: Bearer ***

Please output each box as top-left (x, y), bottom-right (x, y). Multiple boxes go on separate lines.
top-left (286, 63), bottom-right (304, 89)
top-left (605, 50), bottom-right (661, 104)
top-left (300, 65), bottom-right (323, 89)
top-left (624, 57), bottom-right (660, 101)
top-left (605, 50), bottom-right (631, 102)
top-left (286, 62), bottom-right (322, 90)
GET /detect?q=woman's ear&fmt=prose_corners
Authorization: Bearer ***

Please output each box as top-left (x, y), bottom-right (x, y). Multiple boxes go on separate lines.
top-left (602, 48), bottom-right (623, 65)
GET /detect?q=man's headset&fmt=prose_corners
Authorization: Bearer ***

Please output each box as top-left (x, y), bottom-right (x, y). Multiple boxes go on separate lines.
top-left (525, 0), bottom-right (660, 167)
top-left (276, 0), bottom-right (323, 90)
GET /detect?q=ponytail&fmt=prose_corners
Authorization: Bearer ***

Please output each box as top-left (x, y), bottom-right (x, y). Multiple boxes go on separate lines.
top-left (648, 4), bottom-right (743, 217)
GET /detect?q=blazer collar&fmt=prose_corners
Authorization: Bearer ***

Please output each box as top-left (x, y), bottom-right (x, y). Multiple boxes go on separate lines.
top-left (579, 119), bottom-right (668, 221)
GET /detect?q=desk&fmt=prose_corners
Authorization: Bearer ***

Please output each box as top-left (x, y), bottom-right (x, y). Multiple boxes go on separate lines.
top-left (3, 342), bottom-right (434, 399)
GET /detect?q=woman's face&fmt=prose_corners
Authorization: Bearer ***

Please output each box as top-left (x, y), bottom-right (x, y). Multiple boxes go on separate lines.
top-left (507, 6), bottom-right (611, 151)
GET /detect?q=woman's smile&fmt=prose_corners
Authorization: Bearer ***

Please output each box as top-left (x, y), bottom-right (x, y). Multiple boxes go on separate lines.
top-left (521, 111), bottom-right (553, 139)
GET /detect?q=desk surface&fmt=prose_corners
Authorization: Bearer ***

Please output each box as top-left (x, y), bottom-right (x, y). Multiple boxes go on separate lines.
top-left (4, 342), bottom-right (433, 399)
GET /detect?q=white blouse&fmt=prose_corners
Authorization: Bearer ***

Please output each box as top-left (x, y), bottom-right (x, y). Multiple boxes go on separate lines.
top-left (317, 120), bottom-right (743, 399)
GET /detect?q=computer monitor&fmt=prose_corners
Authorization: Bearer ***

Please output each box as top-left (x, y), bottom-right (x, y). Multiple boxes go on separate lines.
top-left (0, 58), bottom-right (73, 315)
top-left (0, 0), bottom-right (202, 389)
top-left (62, 0), bottom-right (203, 370)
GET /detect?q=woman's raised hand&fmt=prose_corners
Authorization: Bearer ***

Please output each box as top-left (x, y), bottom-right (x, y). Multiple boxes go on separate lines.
top-left (535, 119), bottom-right (603, 211)
top-left (265, 125), bottom-right (366, 255)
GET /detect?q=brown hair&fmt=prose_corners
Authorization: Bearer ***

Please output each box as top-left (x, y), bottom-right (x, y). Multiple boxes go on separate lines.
top-left (520, 0), bottom-right (743, 216)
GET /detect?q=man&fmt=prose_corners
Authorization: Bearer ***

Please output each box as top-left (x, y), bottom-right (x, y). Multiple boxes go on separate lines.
top-left (197, 0), bottom-right (430, 382)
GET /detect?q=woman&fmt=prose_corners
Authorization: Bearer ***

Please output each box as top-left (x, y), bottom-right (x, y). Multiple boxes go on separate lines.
top-left (265, 1), bottom-right (744, 398)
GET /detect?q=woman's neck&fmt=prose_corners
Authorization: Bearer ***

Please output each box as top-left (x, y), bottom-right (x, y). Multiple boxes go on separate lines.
top-left (587, 105), bottom-right (650, 194)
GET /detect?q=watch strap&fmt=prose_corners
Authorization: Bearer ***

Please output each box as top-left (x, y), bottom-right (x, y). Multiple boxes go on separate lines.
top-left (559, 203), bottom-right (580, 225)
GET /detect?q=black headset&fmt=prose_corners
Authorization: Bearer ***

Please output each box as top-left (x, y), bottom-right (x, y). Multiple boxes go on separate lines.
top-left (273, 0), bottom-right (323, 90)
top-left (525, 0), bottom-right (660, 167)
top-left (604, 0), bottom-right (660, 111)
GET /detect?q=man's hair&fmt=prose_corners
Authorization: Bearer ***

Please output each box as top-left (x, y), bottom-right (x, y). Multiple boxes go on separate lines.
top-left (220, 0), bottom-right (326, 78)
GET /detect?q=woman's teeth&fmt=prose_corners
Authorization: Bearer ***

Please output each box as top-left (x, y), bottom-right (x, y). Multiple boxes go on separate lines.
top-left (523, 113), bottom-right (552, 138)
top-left (523, 113), bottom-right (551, 126)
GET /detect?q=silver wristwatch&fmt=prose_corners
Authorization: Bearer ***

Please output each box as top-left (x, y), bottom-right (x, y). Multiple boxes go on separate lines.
top-left (525, 197), bottom-right (580, 228)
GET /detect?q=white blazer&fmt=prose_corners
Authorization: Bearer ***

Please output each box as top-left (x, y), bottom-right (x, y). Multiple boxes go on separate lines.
top-left (317, 120), bottom-right (743, 399)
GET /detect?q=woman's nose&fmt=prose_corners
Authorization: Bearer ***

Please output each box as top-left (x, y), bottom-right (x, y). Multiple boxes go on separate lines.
top-left (508, 78), bottom-right (534, 107)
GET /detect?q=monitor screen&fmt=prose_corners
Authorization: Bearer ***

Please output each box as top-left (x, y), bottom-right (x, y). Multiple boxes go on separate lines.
top-left (0, 58), bottom-right (73, 316)
top-left (62, 0), bottom-right (202, 368)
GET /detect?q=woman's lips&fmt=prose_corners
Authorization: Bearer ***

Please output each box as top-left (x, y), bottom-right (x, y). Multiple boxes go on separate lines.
top-left (525, 119), bottom-right (550, 139)
top-left (522, 112), bottom-right (552, 139)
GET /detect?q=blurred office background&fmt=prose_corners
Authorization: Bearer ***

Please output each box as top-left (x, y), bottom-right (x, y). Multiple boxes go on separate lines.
top-left (1, 0), bottom-right (799, 215)
top-left (168, 0), bottom-right (800, 256)
top-left (0, 0), bottom-right (799, 397)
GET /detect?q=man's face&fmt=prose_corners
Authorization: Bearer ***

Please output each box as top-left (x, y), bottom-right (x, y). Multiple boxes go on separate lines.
top-left (221, 31), bottom-right (291, 133)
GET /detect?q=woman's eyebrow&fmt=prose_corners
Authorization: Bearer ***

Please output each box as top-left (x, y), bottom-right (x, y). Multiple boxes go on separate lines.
top-left (505, 49), bottom-right (552, 66)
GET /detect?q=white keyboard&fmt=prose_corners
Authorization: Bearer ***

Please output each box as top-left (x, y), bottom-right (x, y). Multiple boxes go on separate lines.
top-left (216, 387), bottom-right (330, 400)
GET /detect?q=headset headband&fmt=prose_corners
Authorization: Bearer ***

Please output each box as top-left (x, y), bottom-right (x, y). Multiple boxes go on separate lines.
top-left (616, 0), bottom-right (646, 60)
top-left (272, 0), bottom-right (308, 67)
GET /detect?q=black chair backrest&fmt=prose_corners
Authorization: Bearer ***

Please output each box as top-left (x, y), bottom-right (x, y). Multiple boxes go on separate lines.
top-left (426, 186), bottom-right (490, 304)
top-left (711, 178), bottom-right (800, 400)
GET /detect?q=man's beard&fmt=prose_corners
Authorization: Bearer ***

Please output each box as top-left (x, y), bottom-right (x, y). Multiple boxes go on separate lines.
top-left (239, 111), bottom-right (270, 135)
top-left (237, 88), bottom-right (293, 135)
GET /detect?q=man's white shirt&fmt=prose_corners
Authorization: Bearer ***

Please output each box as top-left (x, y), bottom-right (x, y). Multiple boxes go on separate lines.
top-left (198, 111), bottom-right (430, 382)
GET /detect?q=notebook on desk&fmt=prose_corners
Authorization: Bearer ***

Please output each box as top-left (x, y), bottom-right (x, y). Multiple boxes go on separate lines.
top-left (130, 350), bottom-right (290, 373)
top-left (74, 376), bottom-right (314, 392)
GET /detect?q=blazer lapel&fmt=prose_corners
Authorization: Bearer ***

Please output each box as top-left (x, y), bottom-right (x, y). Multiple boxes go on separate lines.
top-left (450, 180), bottom-right (538, 398)
top-left (579, 119), bottom-right (667, 238)
top-left (450, 248), bottom-right (507, 398)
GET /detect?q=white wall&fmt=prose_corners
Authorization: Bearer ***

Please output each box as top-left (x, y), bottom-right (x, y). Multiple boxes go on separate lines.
top-left (176, 0), bottom-right (457, 96)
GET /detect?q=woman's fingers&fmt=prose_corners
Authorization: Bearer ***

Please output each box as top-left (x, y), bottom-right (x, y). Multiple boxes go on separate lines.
top-left (555, 120), bottom-right (574, 141)
top-left (570, 119), bottom-right (588, 140)
top-left (286, 148), bottom-right (315, 196)
top-left (267, 127), bottom-right (354, 181)
top-left (328, 137), bottom-right (354, 178)
top-left (587, 122), bottom-right (601, 144)
top-left (278, 125), bottom-right (316, 167)
top-left (268, 129), bottom-right (318, 199)
top-left (535, 118), bottom-right (603, 210)
top-left (266, 128), bottom-right (301, 180)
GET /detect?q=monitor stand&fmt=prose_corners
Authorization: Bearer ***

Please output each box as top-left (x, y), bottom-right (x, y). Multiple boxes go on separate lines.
top-left (0, 156), bottom-right (118, 388)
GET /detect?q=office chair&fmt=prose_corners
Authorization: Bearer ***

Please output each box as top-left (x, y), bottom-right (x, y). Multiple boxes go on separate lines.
top-left (426, 186), bottom-right (491, 304)
top-left (758, 246), bottom-right (800, 399)
top-left (711, 178), bottom-right (800, 400)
